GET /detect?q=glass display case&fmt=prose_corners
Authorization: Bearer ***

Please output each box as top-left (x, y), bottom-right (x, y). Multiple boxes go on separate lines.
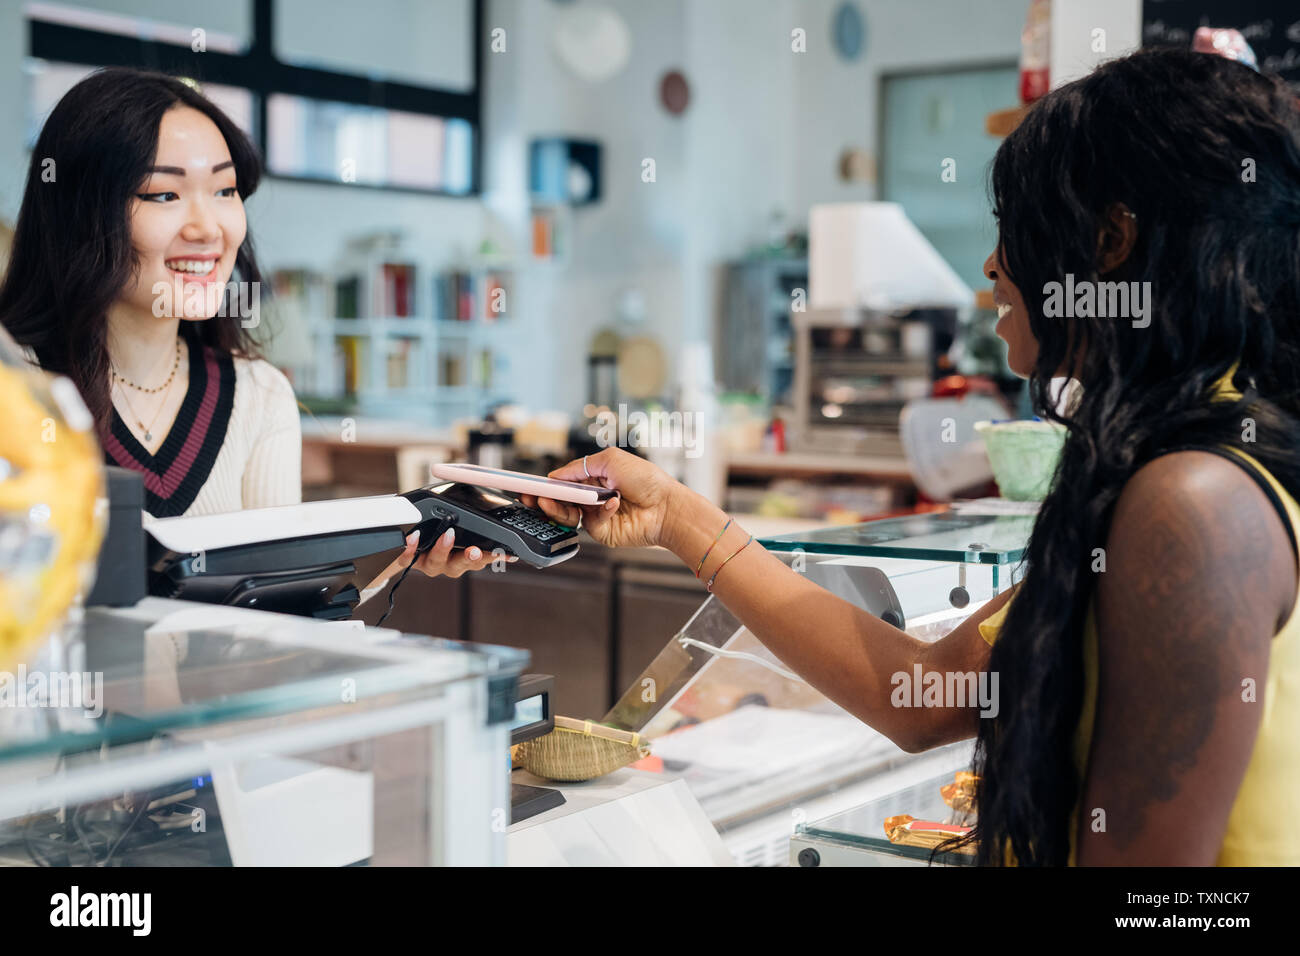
top-left (790, 767), bottom-right (976, 866)
top-left (0, 598), bottom-right (526, 866)
top-left (602, 509), bottom-right (1029, 866)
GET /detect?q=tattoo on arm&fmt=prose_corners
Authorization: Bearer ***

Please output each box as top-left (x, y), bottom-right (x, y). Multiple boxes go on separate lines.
top-left (1090, 453), bottom-right (1282, 853)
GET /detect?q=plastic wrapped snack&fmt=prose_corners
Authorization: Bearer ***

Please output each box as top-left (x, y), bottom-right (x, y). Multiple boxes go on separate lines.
top-left (883, 814), bottom-right (975, 854)
top-left (940, 770), bottom-right (979, 814)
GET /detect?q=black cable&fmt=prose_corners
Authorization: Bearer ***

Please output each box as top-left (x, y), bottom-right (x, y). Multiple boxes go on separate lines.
top-left (71, 804), bottom-right (99, 863)
top-left (375, 559), bottom-right (418, 628)
top-left (17, 725), bottom-right (189, 867)
top-left (22, 818), bottom-right (60, 866)
top-left (376, 515), bottom-right (455, 627)
top-left (101, 793), bottom-right (152, 866)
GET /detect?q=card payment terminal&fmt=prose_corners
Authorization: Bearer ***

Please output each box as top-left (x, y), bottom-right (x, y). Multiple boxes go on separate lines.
top-left (402, 481), bottom-right (579, 568)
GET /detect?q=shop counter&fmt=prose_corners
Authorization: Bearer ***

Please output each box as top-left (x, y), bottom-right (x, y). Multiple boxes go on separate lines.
top-left (589, 508), bottom-right (1030, 865)
top-left (0, 597), bottom-right (526, 866)
top-left (506, 767), bottom-right (733, 866)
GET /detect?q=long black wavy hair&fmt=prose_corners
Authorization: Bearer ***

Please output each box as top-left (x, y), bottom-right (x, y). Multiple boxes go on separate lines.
top-left (0, 67), bottom-right (264, 431)
top-left (968, 48), bottom-right (1300, 865)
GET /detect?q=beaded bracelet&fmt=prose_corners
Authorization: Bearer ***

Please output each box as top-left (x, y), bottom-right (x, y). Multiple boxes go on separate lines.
top-left (706, 535), bottom-right (754, 593)
top-left (694, 517), bottom-right (733, 578)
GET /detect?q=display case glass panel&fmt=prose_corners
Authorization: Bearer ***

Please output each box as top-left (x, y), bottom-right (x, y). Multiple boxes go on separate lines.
top-left (759, 510), bottom-right (1032, 565)
top-left (598, 508), bottom-right (1033, 862)
top-left (0, 598), bottom-right (525, 866)
top-left (794, 769), bottom-right (976, 866)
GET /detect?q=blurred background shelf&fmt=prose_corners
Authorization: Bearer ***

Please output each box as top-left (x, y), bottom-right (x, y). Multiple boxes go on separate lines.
top-left (726, 450), bottom-right (912, 481)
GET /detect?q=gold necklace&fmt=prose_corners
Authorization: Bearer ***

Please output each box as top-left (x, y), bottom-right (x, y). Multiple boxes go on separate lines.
top-left (114, 366), bottom-right (178, 445)
top-left (113, 339), bottom-right (181, 393)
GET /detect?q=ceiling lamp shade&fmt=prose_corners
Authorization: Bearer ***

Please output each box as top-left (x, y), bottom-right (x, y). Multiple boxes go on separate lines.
top-left (809, 202), bottom-right (973, 312)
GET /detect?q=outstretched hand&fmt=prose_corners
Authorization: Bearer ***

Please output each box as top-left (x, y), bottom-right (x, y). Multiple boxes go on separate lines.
top-left (520, 447), bottom-right (687, 550)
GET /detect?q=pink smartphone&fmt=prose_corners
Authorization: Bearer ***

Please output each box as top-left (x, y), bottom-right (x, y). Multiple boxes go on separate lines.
top-left (429, 462), bottom-right (618, 506)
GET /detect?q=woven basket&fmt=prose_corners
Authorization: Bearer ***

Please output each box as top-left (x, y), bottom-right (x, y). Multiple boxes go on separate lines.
top-left (514, 716), bottom-right (650, 782)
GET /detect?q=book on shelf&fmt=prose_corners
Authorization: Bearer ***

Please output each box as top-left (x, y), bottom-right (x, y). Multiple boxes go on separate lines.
top-left (386, 339), bottom-right (411, 389)
top-left (433, 274), bottom-right (449, 322)
top-left (336, 335), bottom-right (366, 394)
top-left (435, 271), bottom-right (472, 322)
top-left (335, 276), bottom-right (360, 319)
top-left (433, 269), bottom-right (513, 322)
top-left (458, 274), bottom-right (473, 322)
top-left (481, 271), bottom-right (510, 321)
top-left (441, 352), bottom-right (464, 387)
top-left (379, 262), bottom-right (416, 317)
top-left (531, 206), bottom-right (567, 260)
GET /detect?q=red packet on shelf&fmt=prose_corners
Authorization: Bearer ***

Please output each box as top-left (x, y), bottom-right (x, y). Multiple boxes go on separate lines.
top-left (883, 814), bottom-right (975, 854)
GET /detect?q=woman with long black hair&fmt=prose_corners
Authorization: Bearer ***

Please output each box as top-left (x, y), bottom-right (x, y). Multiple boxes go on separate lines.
top-left (0, 67), bottom-right (494, 583)
top-left (526, 48), bottom-right (1300, 866)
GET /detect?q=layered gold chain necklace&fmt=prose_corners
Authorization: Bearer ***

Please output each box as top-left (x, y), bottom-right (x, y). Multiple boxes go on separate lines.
top-left (112, 339), bottom-right (181, 444)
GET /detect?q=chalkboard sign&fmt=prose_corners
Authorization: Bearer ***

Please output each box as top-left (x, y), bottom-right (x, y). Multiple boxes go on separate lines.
top-left (1143, 0), bottom-right (1300, 90)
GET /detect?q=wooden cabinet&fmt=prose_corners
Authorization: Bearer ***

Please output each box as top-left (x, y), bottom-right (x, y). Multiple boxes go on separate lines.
top-left (354, 571), bottom-right (465, 640)
top-left (615, 568), bottom-right (707, 693)
top-left (467, 558), bottom-right (613, 719)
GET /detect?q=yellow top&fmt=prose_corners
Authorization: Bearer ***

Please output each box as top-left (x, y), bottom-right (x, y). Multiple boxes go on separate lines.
top-left (978, 444), bottom-right (1300, 865)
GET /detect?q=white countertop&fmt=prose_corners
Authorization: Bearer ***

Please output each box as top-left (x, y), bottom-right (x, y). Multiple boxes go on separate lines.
top-left (507, 768), bottom-right (733, 866)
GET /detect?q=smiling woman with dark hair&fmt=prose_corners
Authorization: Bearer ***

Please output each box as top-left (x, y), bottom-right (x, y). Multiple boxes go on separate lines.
top-left (3, 68), bottom-right (269, 517)
top-left (0, 67), bottom-right (494, 584)
top-left (523, 47), bottom-right (1300, 866)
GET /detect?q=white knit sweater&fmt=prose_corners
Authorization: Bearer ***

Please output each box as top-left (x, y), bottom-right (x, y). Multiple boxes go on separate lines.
top-left (24, 340), bottom-right (302, 517)
top-left (182, 356), bottom-right (302, 517)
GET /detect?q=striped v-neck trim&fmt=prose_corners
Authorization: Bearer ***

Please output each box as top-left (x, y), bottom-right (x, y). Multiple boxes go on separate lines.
top-left (102, 335), bottom-right (236, 517)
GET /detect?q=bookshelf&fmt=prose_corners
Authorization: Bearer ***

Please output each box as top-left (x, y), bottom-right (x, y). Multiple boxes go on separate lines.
top-left (273, 240), bottom-right (516, 425)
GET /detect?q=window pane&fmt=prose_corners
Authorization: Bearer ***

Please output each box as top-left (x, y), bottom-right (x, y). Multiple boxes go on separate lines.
top-left (274, 0), bottom-right (473, 92)
top-left (25, 0), bottom-right (251, 53)
top-left (881, 64), bottom-right (1017, 290)
top-left (267, 93), bottom-right (474, 193)
top-left (199, 83), bottom-right (256, 139)
top-left (24, 59), bottom-right (94, 145)
top-left (25, 59), bottom-right (255, 147)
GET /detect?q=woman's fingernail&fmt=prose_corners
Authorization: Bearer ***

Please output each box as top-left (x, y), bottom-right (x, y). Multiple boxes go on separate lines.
top-left (407, 530), bottom-right (419, 546)
top-left (508, 556), bottom-right (519, 563)
top-left (468, 547), bottom-right (482, 560)
top-left (442, 529), bottom-right (455, 544)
